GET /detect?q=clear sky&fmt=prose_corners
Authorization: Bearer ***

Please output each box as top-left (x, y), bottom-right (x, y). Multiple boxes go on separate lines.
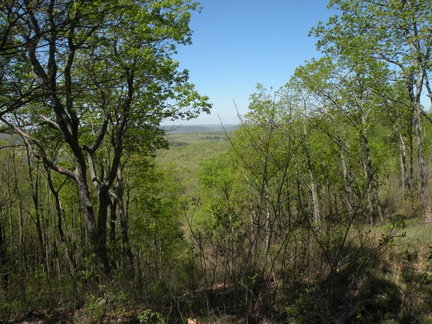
top-left (166, 0), bottom-right (337, 125)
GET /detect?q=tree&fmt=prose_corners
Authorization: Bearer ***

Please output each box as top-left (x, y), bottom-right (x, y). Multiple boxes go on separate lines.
top-left (311, 0), bottom-right (432, 219)
top-left (0, 0), bottom-right (211, 272)
top-left (292, 56), bottom-right (390, 223)
top-left (191, 82), bottom-right (405, 321)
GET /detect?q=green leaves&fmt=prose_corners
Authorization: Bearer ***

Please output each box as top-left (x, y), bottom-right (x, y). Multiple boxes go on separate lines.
top-left (0, 0), bottom-right (211, 271)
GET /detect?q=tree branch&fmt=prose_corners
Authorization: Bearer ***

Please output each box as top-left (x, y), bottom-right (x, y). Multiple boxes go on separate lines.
top-left (0, 116), bottom-right (76, 180)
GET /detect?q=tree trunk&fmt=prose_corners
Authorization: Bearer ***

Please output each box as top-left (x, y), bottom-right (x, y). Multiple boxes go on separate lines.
top-left (395, 127), bottom-right (412, 196)
top-left (362, 131), bottom-right (383, 223)
top-left (97, 185), bottom-right (111, 273)
top-left (410, 68), bottom-right (431, 220)
top-left (407, 30), bottom-right (431, 220)
top-left (74, 163), bottom-right (100, 260)
top-left (339, 142), bottom-right (355, 219)
top-left (413, 101), bottom-right (431, 220)
top-left (0, 212), bottom-right (8, 294)
top-left (115, 167), bottom-right (134, 273)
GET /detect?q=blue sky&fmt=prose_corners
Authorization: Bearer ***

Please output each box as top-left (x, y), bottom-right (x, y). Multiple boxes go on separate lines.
top-left (167, 0), bottom-right (337, 125)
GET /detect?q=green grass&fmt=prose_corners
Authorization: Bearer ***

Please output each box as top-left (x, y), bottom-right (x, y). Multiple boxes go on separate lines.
top-left (156, 131), bottom-right (232, 197)
top-left (398, 218), bottom-right (432, 242)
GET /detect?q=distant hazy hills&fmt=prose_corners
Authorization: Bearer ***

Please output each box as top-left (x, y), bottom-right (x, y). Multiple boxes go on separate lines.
top-left (161, 124), bottom-right (239, 134)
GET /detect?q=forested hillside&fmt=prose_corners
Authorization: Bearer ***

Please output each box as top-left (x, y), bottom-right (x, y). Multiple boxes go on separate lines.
top-left (1, 0), bottom-right (432, 323)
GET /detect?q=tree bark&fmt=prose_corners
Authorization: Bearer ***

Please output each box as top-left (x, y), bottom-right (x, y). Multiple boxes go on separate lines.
top-left (409, 68), bottom-right (431, 220)
top-left (115, 167), bottom-right (134, 272)
top-left (303, 126), bottom-right (320, 223)
top-left (395, 127), bottom-right (412, 196)
top-left (361, 131), bottom-right (383, 223)
top-left (413, 100), bottom-right (431, 220)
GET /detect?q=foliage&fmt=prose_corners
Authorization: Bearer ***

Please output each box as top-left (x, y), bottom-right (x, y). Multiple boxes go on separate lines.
top-left (185, 76), bottom-right (432, 321)
top-left (2, 0), bottom-right (432, 322)
top-left (0, 0), bottom-right (211, 272)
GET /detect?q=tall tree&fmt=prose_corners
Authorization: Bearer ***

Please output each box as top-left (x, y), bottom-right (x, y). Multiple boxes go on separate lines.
top-left (0, 0), bottom-right (210, 272)
top-left (311, 0), bottom-right (432, 219)
top-left (292, 57), bottom-right (387, 223)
